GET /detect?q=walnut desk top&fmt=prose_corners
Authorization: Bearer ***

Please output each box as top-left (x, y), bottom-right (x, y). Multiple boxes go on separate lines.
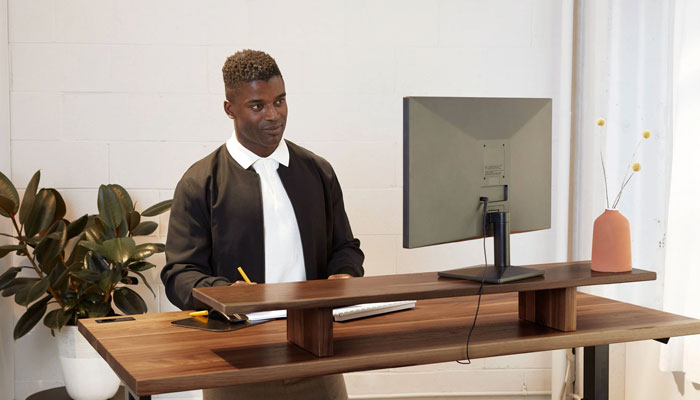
top-left (79, 291), bottom-right (700, 396)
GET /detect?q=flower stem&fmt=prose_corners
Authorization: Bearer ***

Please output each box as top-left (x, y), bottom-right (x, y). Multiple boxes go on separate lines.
top-left (613, 173), bottom-right (635, 209)
top-left (600, 152), bottom-right (610, 208)
top-left (613, 138), bottom-right (643, 208)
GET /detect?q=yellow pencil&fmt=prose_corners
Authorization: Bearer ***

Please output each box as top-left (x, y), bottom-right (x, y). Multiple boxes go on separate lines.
top-left (237, 267), bottom-right (252, 284)
top-left (189, 310), bottom-right (208, 317)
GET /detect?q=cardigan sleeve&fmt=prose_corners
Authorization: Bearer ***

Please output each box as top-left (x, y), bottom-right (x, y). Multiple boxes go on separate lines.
top-left (161, 175), bottom-right (231, 310)
top-left (326, 171), bottom-right (365, 277)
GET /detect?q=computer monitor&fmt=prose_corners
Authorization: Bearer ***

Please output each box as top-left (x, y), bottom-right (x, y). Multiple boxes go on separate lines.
top-left (403, 97), bottom-right (552, 283)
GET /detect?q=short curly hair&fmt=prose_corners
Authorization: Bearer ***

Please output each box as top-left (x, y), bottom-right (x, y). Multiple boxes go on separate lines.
top-left (222, 50), bottom-right (282, 99)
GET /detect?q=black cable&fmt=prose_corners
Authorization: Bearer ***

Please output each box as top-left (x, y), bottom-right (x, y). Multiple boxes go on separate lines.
top-left (457, 198), bottom-right (489, 365)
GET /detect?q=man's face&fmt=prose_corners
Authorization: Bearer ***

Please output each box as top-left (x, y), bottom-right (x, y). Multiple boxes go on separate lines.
top-left (224, 76), bottom-right (287, 158)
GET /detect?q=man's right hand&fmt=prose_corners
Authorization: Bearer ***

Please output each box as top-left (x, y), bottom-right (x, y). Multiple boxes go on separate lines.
top-left (230, 280), bottom-right (257, 286)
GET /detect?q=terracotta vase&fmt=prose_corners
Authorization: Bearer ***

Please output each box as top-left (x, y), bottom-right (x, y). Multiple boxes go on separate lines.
top-left (591, 209), bottom-right (632, 272)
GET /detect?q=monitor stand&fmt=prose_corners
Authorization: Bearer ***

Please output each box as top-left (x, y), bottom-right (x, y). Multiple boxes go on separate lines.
top-left (437, 212), bottom-right (544, 284)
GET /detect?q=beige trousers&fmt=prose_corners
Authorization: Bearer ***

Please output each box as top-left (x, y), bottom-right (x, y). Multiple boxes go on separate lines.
top-left (202, 374), bottom-right (348, 400)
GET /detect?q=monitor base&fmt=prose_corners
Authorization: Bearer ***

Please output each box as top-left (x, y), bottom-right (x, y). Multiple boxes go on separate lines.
top-left (438, 265), bottom-right (544, 284)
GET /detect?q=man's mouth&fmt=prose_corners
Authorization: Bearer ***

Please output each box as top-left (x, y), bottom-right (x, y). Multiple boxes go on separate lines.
top-left (263, 125), bottom-right (283, 134)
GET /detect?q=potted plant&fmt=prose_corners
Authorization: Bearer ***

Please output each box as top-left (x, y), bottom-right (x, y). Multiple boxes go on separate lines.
top-left (0, 170), bottom-right (172, 400)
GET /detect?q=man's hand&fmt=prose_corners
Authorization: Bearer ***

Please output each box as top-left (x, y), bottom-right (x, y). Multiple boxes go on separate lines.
top-left (230, 281), bottom-right (257, 286)
top-left (328, 274), bottom-right (352, 280)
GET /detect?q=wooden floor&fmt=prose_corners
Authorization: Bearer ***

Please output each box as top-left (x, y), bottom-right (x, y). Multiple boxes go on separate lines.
top-left (79, 292), bottom-right (700, 396)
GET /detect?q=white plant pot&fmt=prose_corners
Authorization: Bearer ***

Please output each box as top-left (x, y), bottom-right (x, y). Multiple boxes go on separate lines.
top-left (55, 325), bottom-right (121, 400)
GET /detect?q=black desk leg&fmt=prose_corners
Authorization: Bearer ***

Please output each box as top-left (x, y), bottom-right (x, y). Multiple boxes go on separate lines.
top-left (126, 388), bottom-right (151, 400)
top-left (584, 345), bottom-right (609, 400)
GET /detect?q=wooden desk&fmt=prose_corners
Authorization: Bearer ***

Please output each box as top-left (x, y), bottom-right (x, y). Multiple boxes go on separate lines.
top-left (80, 291), bottom-right (700, 399)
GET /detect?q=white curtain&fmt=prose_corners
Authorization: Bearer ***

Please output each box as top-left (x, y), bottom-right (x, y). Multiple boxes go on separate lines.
top-left (571, 0), bottom-right (674, 310)
top-left (660, 0), bottom-right (700, 384)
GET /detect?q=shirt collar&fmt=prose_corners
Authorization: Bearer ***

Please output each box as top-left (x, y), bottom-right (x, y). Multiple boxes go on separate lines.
top-left (226, 131), bottom-right (290, 169)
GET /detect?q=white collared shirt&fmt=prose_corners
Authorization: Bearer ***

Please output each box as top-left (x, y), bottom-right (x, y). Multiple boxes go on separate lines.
top-left (226, 133), bottom-right (306, 284)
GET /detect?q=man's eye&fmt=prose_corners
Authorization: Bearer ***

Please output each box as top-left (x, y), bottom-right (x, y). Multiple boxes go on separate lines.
top-left (275, 98), bottom-right (286, 105)
top-left (251, 104), bottom-right (262, 111)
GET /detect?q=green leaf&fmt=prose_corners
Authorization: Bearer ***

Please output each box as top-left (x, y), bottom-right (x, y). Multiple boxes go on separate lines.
top-left (66, 238), bottom-right (87, 265)
top-left (81, 295), bottom-right (112, 318)
top-left (2, 277), bottom-right (39, 297)
top-left (38, 256), bottom-right (60, 275)
top-left (66, 214), bottom-right (89, 240)
top-left (14, 296), bottom-right (49, 340)
top-left (102, 223), bottom-right (116, 240)
top-left (102, 237), bottom-right (136, 264)
top-left (130, 221), bottom-right (158, 236)
top-left (47, 262), bottom-right (67, 286)
top-left (0, 195), bottom-right (15, 218)
top-left (83, 216), bottom-right (105, 243)
top-left (0, 267), bottom-right (22, 290)
top-left (109, 267), bottom-right (122, 285)
top-left (141, 199), bottom-right (172, 217)
top-left (0, 171), bottom-right (19, 217)
top-left (71, 269), bottom-right (101, 283)
top-left (84, 303), bottom-right (112, 318)
top-left (35, 221), bottom-right (67, 265)
top-left (79, 240), bottom-right (106, 255)
top-left (98, 270), bottom-right (111, 292)
top-left (97, 185), bottom-right (125, 230)
top-left (98, 267), bottom-right (121, 292)
top-left (14, 278), bottom-right (50, 306)
top-left (116, 215), bottom-right (129, 238)
top-left (48, 189), bottom-right (66, 223)
top-left (24, 189), bottom-right (56, 238)
top-left (130, 270), bottom-right (155, 298)
top-left (0, 244), bottom-right (24, 259)
top-left (132, 243), bottom-right (165, 260)
top-left (120, 276), bottom-right (138, 285)
top-left (127, 211), bottom-right (141, 232)
top-left (108, 184), bottom-right (134, 213)
top-left (113, 286), bottom-right (147, 315)
top-left (19, 171), bottom-right (41, 225)
top-left (127, 261), bottom-right (155, 272)
top-left (43, 308), bottom-right (71, 330)
top-left (85, 252), bottom-right (110, 272)
top-left (68, 261), bottom-right (83, 272)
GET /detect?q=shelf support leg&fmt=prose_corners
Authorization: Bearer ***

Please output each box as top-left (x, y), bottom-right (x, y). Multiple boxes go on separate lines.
top-left (287, 307), bottom-right (334, 357)
top-left (518, 287), bottom-right (577, 331)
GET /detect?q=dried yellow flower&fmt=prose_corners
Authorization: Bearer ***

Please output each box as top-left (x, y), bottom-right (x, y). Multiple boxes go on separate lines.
top-left (597, 118), bottom-right (606, 126)
top-left (643, 130), bottom-right (651, 139)
top-left (632, 162), bottom-right (641, 172)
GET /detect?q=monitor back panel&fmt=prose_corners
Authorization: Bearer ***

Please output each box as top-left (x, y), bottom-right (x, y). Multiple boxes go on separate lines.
top-left (403, 97), bottom-right (552, 248)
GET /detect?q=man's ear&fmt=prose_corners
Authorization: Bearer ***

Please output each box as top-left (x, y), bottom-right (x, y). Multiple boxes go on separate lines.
top-left (223, 100), bottom-right (235, 120)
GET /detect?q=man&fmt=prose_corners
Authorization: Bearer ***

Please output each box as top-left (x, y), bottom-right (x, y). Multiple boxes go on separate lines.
top-left (161, 50), bottom-right (364, 399)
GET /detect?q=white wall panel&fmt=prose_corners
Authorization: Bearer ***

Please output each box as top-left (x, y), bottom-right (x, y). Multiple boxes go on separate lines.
top-left (7, 0), bottom-right (53, 43)
top-left (11, 141), bottom-right (109, 188)
top-left (10, 92), bottom-right (62, 140)
top-left (108, 142), bottom-right (219, 189)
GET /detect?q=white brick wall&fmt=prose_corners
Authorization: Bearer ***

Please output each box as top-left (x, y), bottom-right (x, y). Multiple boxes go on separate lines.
top-left (1, 0), bottom-right (15, 398)
top-left (4, 0), bottom-right (572, 399)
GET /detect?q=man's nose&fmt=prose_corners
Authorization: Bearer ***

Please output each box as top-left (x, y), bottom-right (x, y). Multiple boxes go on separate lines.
top-left (264, 104), bottom-right (279, 120)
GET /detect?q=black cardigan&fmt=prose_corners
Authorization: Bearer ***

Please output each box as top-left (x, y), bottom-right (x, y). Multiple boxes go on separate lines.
top-left (161, 140), bottom-right (365, 310)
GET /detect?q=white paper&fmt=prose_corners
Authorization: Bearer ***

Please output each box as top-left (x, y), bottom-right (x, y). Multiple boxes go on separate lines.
top-left (246, 310), bottom-right (287, 321)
